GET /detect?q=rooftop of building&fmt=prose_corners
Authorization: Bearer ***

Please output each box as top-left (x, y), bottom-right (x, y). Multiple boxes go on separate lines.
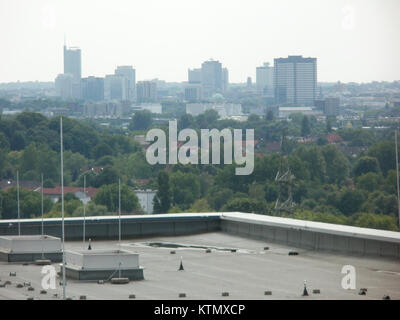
top-left (0, 231), bottom-right (399, 300)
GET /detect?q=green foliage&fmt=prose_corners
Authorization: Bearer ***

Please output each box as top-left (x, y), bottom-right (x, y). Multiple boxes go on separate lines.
top-left (129, 110), bottom-right (153, 131)
top-left (301, 116), bottom-right (311, 137)
top-left (368, 141), bottom-right (396, 175)
top-left (353, 213), bottom-right (398, 231)
top-left (353, 156), bottom-right (380, 177)
top-left (0, 188), bottom-right (53, 219)
top-left (207, 187), bottom-right (234, 211)
top-left (170, 171), bottom-right (201, 210)
top-left (285, 210), bottom-right (349, 225)
top-left (153, 171), bottom-right (171, 213)
top-left (94, 184), bottom-right (139, 213)
top-left (221, 197), bottom-right (269, 215)
top-left (356, 173), bottom-right (383, 192)
top-left (187, 199), bottom-right (213, 213)
top-left (321, 145), bottom-right (350, 184)
top-left (338, 188), bottom-right (365, 215)
top-left (72, 202), bottom-right (108, 217)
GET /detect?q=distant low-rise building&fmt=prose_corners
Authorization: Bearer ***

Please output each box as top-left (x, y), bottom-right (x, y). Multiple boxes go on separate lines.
top-left (278, 106), bottom-right (322, 119)
top-left (134, 189), bottom-right (157, 214)
top-left (83, 101), bottom-right (128, 118)
top-left (132, 103), bottom-right (162, 114)
top-left (40, 186), bottom-right (98, 204)
top-left (186, 103), bottom-right (242, 118)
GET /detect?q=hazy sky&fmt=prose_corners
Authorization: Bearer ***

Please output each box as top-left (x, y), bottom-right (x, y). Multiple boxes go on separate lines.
top-left (1, 0), bottom-right (399, 83)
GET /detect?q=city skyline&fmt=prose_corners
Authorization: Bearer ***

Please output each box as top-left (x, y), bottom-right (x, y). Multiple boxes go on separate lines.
top-left (1, 0), bottom-right (399, 84)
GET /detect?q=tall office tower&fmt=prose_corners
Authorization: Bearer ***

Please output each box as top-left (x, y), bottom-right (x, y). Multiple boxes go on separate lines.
top-left (222, 68), bottom-right (229, 93)
top-left (55, 73), bottom-right (73, 100)
top-left (136, 81), bottom-right (157, 103)
top-left (63, 44), bottom-right (82, 99)
top-left (188, 68), bottom-right (202, 84)
top-left (274, 55), bottom-right (317, 106)
top-left (115, 66), bottom-right (136, 100)
top-left (201, 60), bottom-right (223, 98)
top-left (81, 77), bottom-right (104, 102)
top-left (256, 62), bottom-right (274, 96)
top-left (104, 74), bottom-right (129, 101)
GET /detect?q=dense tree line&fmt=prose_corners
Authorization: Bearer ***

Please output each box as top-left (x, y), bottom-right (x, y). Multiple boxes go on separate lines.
top-left (0, 108), bottom-right (399, 231)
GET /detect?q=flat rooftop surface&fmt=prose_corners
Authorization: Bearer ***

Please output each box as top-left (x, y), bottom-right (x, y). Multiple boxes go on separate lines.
top-left (0, 232), bottom-right (399, 300)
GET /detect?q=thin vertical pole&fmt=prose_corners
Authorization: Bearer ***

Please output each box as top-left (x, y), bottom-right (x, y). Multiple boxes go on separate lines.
top-left (17, 170), bottom-right (20, 236)
top-left (60, 117), bottom-right (66, 300)
top-left (41, 173), bottom-right (44, 259)
top-left (395, 130), bottom-right (400, 229)
top-left (118, 179), bottom-right (121, 278)
top-left (118, 178), bottom-right (121, 245)
top-left (41, 173), bottom-right (44, 237)
top-left (83, 174), bottom-right (86, 246)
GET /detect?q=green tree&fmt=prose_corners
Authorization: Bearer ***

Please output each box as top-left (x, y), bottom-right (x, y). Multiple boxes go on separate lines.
top-left (129, 110), bottom-right (153, 131)
top-left (356, 173), bottom-right (382, 192)
top-left (368, 141), bottom-right (396, 175)
top-left (94, 183), bottom-right (139, 213)
top-left (72, 202), bottom-right (108, 217)
top-left (187, 199), bottom-right (213, 213)
top-left (353, 213), bottom-right (398, 231)
top-left (266, 109), bottom-right (274, 121)
top-left (221, 197), bottom-right (268, 215)
top-left (353, 156), bottom-right (380, 177)
top-left (321, 145), bottom-right (350, 184)
top-left (207, 188), bottom-right (234, 211)
top-left (338, 189), bottom-right (365, 215)
top-left (301, 116), bottom-right (311, 137)
top-left (170, 171), bottom-right (201, 209)
top-left (153, 171), bottom-right (171, 213)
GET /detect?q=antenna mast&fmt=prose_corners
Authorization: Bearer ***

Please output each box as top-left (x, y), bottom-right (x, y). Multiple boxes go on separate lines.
top-left (274, 129), bottom-right (295, 214)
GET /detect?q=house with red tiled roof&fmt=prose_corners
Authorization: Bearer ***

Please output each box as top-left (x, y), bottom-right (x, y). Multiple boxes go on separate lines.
top-left (39, 186), bottom-right (98, 204)
top-left (0, 180), bottom-right (41, 192)
top-left (327, 133), bottom-right (343, 144)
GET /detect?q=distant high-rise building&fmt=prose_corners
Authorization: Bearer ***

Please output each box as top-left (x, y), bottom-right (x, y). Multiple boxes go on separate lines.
top-left (55, 74), bottom-right (73, 100)
top-left (104, 74), bottom-right (129, 101)
top-left (256, 62), bottom-right (274, 96)
top-left (137, 81), bottom-right (157, 103)
top-left (115, 66), bottom-right (136, 100)
top-left (274, 55), bottom-right (317, 105)
top-left (63, 44), bottom-right (82, 99)
top-left (222, 68), bottom-right (229, 93)
top-left (324, 97), bottom-right (340, 116)
top-left (184, 84), bottom-right (202, 102)
top-left (201, 60), bottom-right (223, 98)
top-left (247, 77), bottom-right (252, 88)
top-left (188, 68), bottom-right (202, 84)
top-left (81, 77), bottom-right (104, 102)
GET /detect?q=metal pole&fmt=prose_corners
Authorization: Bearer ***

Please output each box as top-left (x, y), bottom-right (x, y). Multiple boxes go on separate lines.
top-left (83, 174), bottom-right (86, 246)
top-left (41, 173), bottom-right (44, 259)
top-left (41, 173), bottom-right (44, 236)
top-left (17, 170), bottom-right (20, 236)
top-left (395, 130), bottom-right (400, 229)
top-left (118, 178), bottom-right (121, 245)
top-left (60, 117), bottom-right (66, 300)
